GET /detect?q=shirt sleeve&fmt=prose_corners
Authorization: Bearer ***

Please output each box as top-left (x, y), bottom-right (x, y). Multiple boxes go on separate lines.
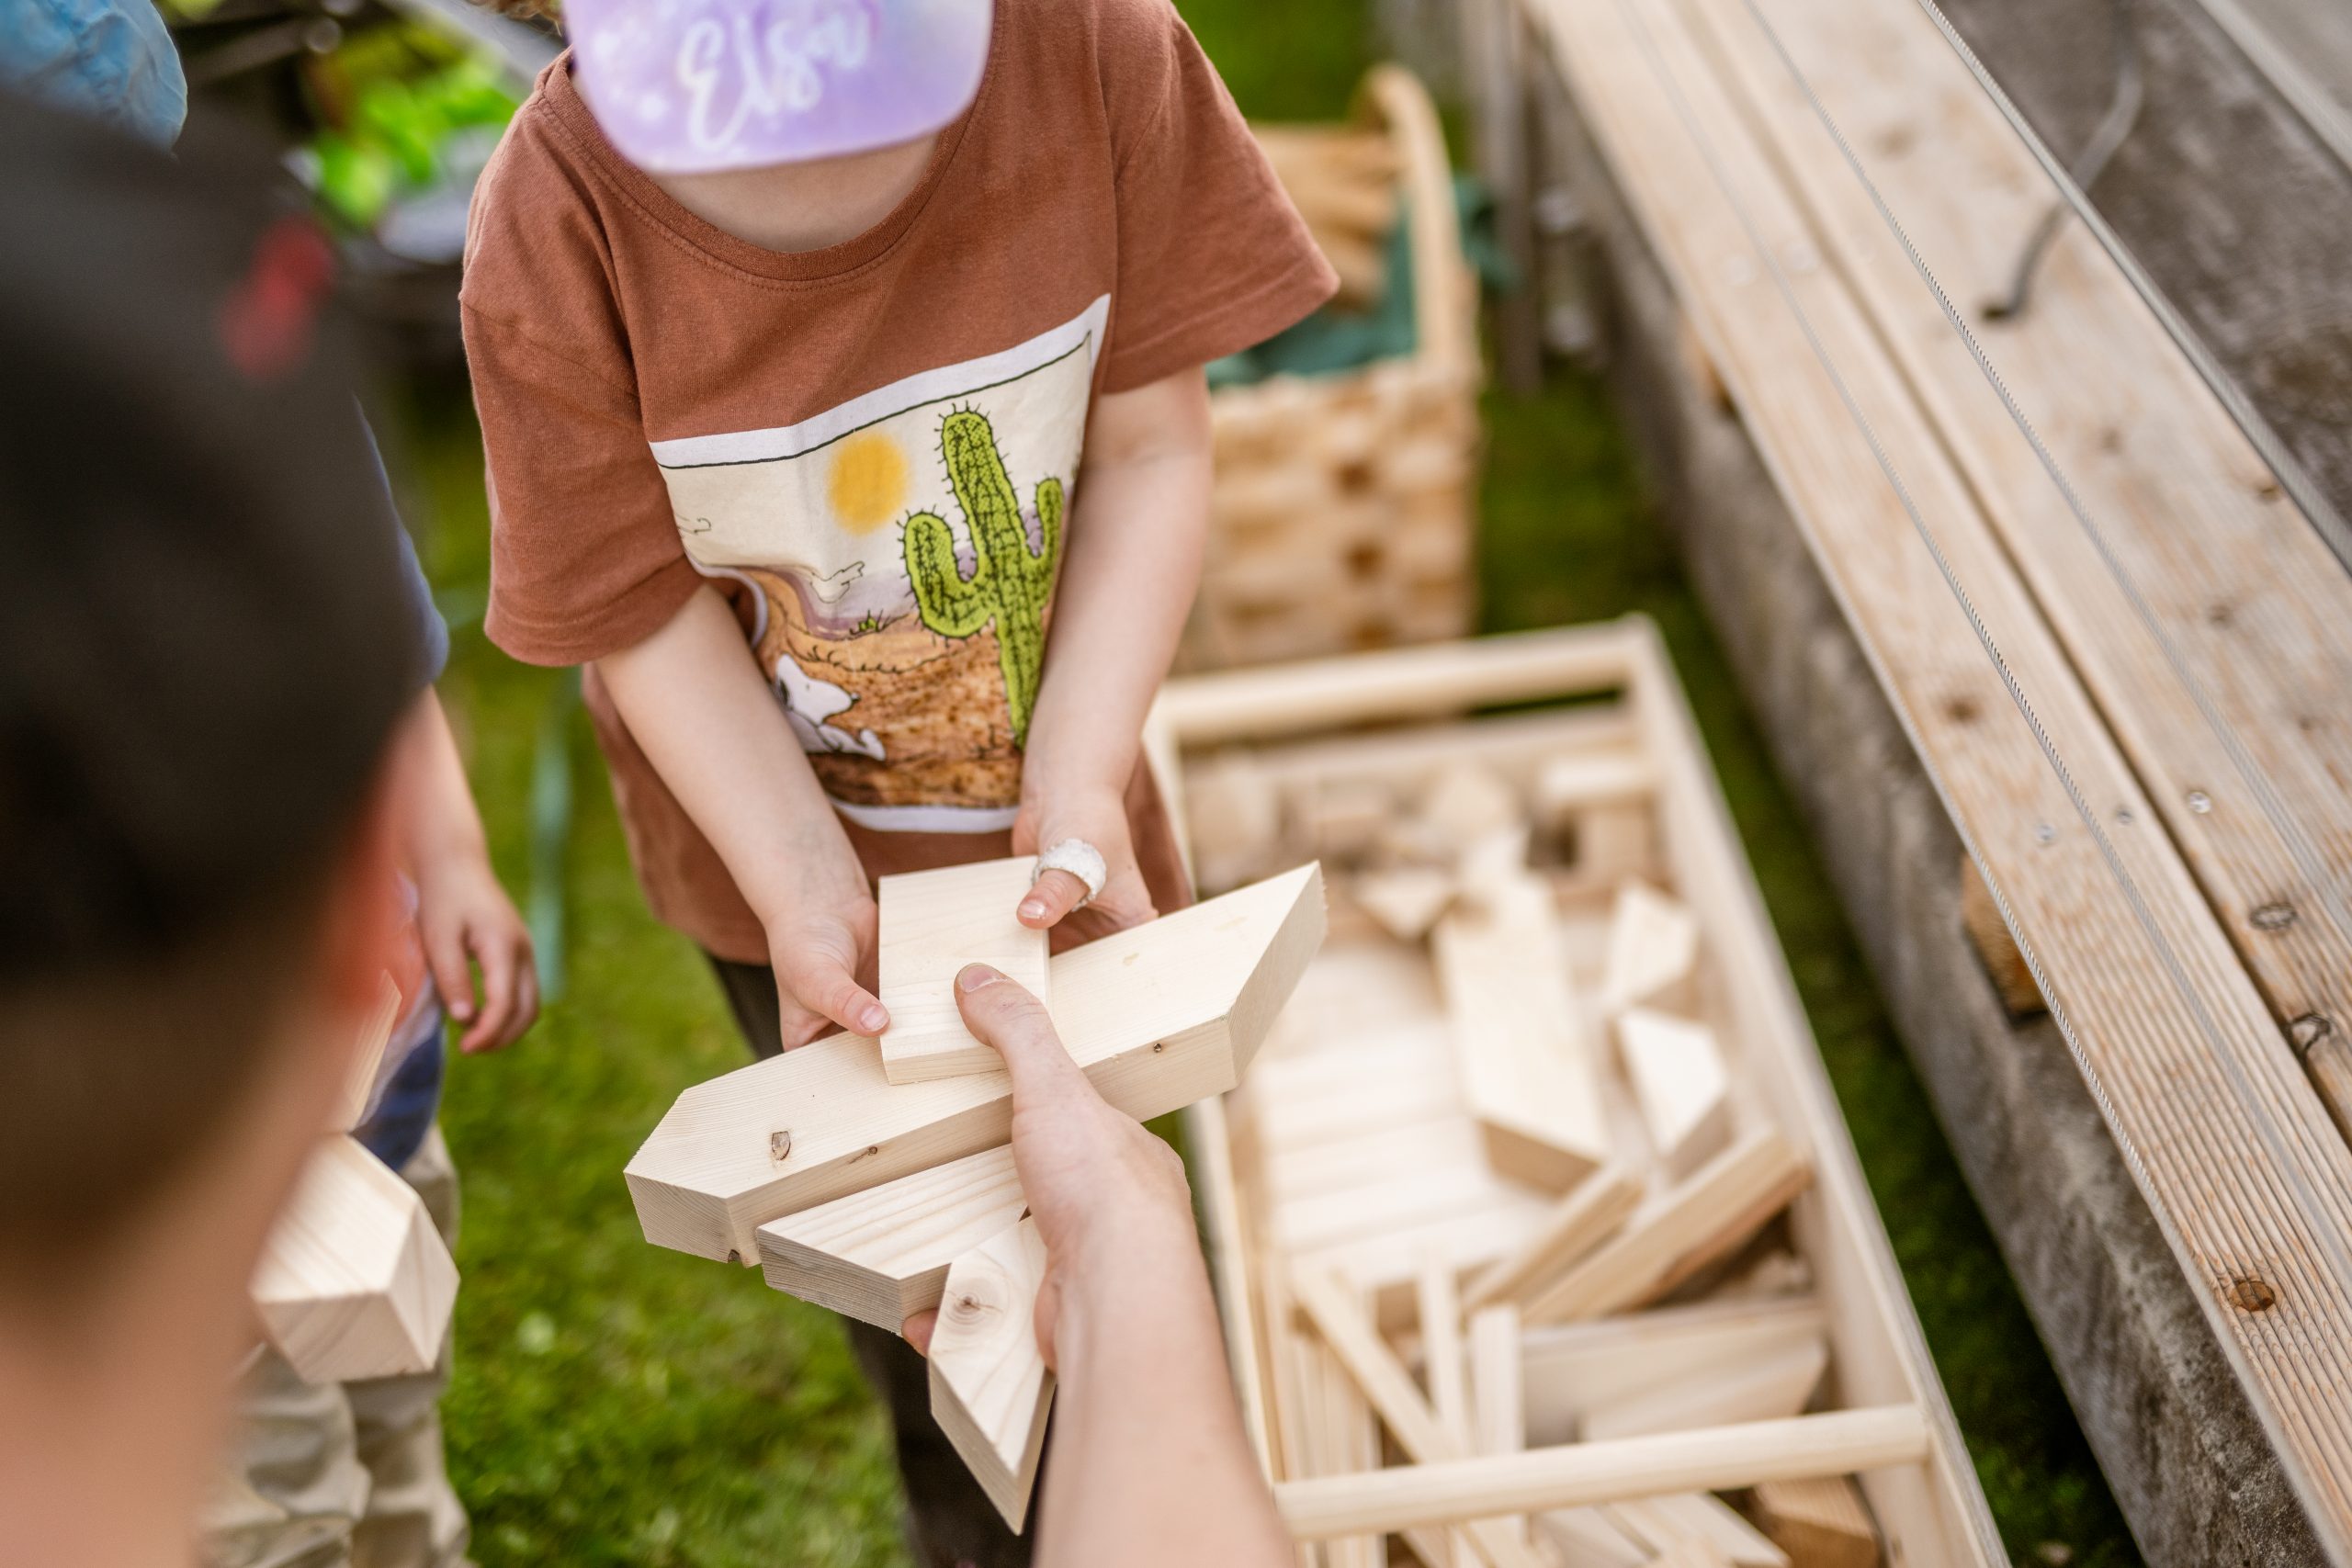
top-left (1095, 1), bottom-right (1339, 392)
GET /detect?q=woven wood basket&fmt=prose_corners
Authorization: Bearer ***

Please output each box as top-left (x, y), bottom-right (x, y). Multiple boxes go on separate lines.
top-left (1175, 66), bottom-right (1484, 672)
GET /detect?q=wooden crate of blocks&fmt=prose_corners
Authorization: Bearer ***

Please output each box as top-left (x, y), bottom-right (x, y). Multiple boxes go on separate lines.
top-left (1146, 623), bottom-right (2007, 1568)
top-left (1177, 65), bottom-right (1483, 673)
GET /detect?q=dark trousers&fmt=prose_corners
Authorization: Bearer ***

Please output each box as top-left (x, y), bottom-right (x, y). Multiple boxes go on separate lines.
top-left (708, 954), bottom-right (1036, 1568)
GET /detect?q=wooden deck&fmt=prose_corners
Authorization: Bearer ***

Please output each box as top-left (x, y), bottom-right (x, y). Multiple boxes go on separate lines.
top-left (1517, 0), bottom-right (2352, 1555)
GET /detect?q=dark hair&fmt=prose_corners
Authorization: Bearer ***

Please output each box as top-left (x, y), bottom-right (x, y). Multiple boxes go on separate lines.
top-left (0, 93), bottom-right (423, 1278)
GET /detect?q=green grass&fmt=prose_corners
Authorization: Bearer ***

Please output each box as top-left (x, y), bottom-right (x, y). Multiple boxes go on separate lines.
top-left (404, 8), bottom-right (2133, 1565)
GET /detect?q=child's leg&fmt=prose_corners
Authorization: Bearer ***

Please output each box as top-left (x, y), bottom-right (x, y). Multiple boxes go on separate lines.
top-left (707, 955), bottom-right (1038, 1567)
top-left (344, 1125), bottom-right (469, 1568)
top-left (200, 1360), bottom-right (367, 1568)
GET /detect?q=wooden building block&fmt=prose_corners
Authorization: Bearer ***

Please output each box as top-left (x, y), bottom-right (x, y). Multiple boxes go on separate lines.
top-left (1598, 882), bottom-right (1701, 1015)
top-left (1532, 750), bottom-right (1655, 829)
top-left (1188, 750), bottom-right (1284, 892)
top-left (1419, 1258), bottom-right (1471, 1441)
top-left (628, 864), bottom-right (1326, 1262)
top-left (1955, 854), bottom-right (2044, 1018)
top-left (878, 857), bottom-right (1050, 1085)
top-left (756, 1145), bottom-right (1027, 1329)
top-left (1617, 1010), bottom-right (1733, 1180)
top-left (330, 974), bottom-right (404, 1134)
top-left (1583, 1337), bottom-right (1829, 1442)
top-left (252, 1134), bottom-right (458, 1384)
top-left (1354, 864), bottom-right (1457, 942)
top-left (1611, 1495), bottom-right (1786, 1567)
top-left (1463, 1164), bottom-right (1643, 1313)
top-left (1522, 1297), bottom-right (1828, 1446)
top-left (1432, 880), bottom-right (1611, 1191)
top-left (1521, 1132), bottom-right (1811, 1325)
top-left (1289, 1267), bottom-right (1552, 1568)
top-left (928, 1216), bottom-right (1053, 1530)
top-left (1469, 1305), bottom-right (1538, 1553)
top-left (1418, 762), bottom-right (1523, 852)
top-left (1750, 1477), bottom-right (1879, 1568)
top-left (1538, 1506), bottom-right (1651, 1568)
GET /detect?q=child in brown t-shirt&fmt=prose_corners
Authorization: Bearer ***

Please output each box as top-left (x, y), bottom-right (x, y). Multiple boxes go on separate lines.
top-left (461, 0), bottom-right (1330, 1558)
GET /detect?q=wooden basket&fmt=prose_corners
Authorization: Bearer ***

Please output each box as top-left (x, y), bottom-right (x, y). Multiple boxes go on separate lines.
top-left (1178, 66), bottom-right (1484, 672)
top-left (1145, 623), bottom-right (2005, 1568)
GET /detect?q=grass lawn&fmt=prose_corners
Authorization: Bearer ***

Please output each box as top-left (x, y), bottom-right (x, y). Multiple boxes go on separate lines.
top-left (406, 6), bottom-right (2135, 1564)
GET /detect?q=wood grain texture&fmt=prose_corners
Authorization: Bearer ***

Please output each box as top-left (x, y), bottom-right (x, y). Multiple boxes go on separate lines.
top-left (628, 863), bottom-right (1325, 1261)
top-left (1531, 0), bottom-right (2352, 1546)
top-left (251, 1134), bottom-right (457, 1383)
top-left (1433, 879), bottom-right (1611, 1190)
top-left (331, 974), bottom-right (403, 1134)
top-left (1582, 1335), bottom-right (1828, 1441)
top-left (1272, 1407), bottom-right (1930, 1540)
top-left (878, 857), bottom-right (1048, 1085)
top-left (1462, 1164), bottom-right (1643, 1313)
top-left (1521, 1296), bottom-right (1828, 1445)
top-left (1612, 1494), bottom-right (1791, 1567)
top-left (756, 1145), bottom-right (1027, 1328)
top-left (928, 1215), bottom-right (1053, 1530)
top-left (1598, 881), bottom-right (1702, 1015)
top-left (1290, 1266), bottom-right (1552, 1568)
top-left (1618, 1009), bottom-right (1734, 1179)
top-left (1521, 1130), bottom-right (1809, 1325)
top-left (1685, 0), bottom-right (2352, 1135)
top-left (1752, 1475), bottom-right (1879, 1568)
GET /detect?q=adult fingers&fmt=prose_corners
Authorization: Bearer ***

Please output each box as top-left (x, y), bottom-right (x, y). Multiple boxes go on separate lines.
top-left (955, 964), bottom-right (1089, 1108)
top-left (1016, 868), bottom-right (1091, 930)
top-left (901, 1308), bottom-right (938, 1358)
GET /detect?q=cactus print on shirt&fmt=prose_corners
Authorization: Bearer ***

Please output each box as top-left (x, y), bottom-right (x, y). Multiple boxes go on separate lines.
top-left (650, 297), bottom-right (1103, 829)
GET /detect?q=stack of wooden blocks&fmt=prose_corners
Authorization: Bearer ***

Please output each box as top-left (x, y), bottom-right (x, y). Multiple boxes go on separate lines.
top-left (1181, 66), bottom-right (1482, 671)
top-left (1153, 626), bottom-right (1997, 1567)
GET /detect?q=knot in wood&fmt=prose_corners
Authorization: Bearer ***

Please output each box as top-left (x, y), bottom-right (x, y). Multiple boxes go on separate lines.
top-left (2227, 1275), bottom-right (2278, 1313)
top-left (945, 1280), bottom-right (1010, 1327)
top-left (2290, 1014), bottom-right (2335, 1054)
top-left (769, 1130), bottom-right (793, 1163)
top-left (2249, 902), bottom-right (2298, 932)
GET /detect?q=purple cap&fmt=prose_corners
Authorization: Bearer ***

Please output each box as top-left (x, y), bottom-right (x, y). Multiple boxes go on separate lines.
top-left (566, 0), bottom-right (991, 173)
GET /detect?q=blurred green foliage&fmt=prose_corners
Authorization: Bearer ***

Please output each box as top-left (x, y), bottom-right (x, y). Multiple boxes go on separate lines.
top-left (307, 33), bottom-right (517, 229)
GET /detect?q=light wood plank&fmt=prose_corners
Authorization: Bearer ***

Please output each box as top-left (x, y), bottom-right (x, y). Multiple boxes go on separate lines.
top-left (1688, 0), bottom-right (2352, 1135)
top-left (756, 1145), bottom-right (1027, 1329)
top-left (1582, 1336), bottom-right (1828, 1441)
top-left (1469, 1305), bottom-right (1536, 1552)
top-left (1611, 1494), bottom-right (1789, 1567)
top-left (1751, 1476), bottom-right (1879, 1568)
top-left (1273, 1407), bottom-right (1929, 1540)
top-left (1598, 881), bottom-right (1700, 1016)
top-left (1521, 1130), bottom-right (1809, 1325)
top-left (1290, 1267), bottom-right (1553, 1568)
top-left (1617, 1010), bottom-right (1733, 1180)
top-left (878, 857), bottom-right (1048, 1085)
top-left (928, 1216), bottom-right (1053, 1531)
top-left (251, 1134), bottom-right (457, 1384)
top-left (1521, 1296), bottom-right (1826, 1446)
top-left (1463, 1164), bottom-right (1644, 1313)
top-left (628, 864), bottom-right (1325, 1261)
top-left (330, 974), bottom-right (403, 1134)
top-left (1433, 879), bottom-right (1611, 1190)
top-left (1532, 0), bottom-right (2352, 1545)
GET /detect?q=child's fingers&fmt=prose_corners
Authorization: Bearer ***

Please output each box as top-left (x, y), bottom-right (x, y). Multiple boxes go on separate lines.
top-left (461, 929), bottom-right (516, 1054)
top-left (1016, 869), bottom-right (1091, 929)
top-left (423, 924), bottom-right (477, 1029)
top-left (784, 953), bottom-right (889, 1038)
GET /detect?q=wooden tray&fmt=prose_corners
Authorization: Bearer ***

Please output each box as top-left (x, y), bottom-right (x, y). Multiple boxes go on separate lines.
top-left (1146, 620), bottom-right (2003, 1568)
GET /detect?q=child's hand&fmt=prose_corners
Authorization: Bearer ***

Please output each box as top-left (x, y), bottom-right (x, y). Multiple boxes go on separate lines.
top-left (762, 860), bottom-right (889, 1048)
top-left (413, 847), bottom-right (539, 1054)
top-left (1012, 788), bottom-right (1156, 945)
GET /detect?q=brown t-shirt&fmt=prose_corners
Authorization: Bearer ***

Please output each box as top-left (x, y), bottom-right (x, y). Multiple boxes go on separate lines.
top-left (461, 1), bottom-right (1335, 962)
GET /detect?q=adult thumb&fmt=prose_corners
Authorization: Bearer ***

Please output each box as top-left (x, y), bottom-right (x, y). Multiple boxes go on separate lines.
top-left (955, 964), bottom-right (1085, 1103)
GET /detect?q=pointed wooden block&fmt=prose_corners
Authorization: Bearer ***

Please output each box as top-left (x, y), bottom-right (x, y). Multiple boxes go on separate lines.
top-left (929, 1216), bottom-right (1054, 1531)
top-left (1618, 1010), bottom-right (1734, 1180)
top-left (1750, 1476), bottom-right (1880, 1568)
top-left (1353, 863), bottom-right (1456, 942)
top-left (1522, 1297), bottom-right (1829, 1445)
top-left (1598, 881), bottom-right (1701, 1015)
top-left (1463, 1164), bottom-right (1644, 1313)
top-left (252, 1134), bottom-right (457, 1383)
top-left (628, 863), bottom-right (1327, 1263)
top-left (1610, 1494), bottom-right (1789, 1567)
top-left (878, 857), bottom-right (1051, 1085)
top-left (1433, 878), bottom-right (1610, 1191)
top-left (757, 1145), bottom-right (1027, 1329)
top-left (329, 974), bottom-right (404, 1134)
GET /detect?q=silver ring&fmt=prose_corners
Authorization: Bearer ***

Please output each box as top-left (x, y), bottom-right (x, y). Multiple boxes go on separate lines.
top-left (1034, 839), bottom-right (1108, 909)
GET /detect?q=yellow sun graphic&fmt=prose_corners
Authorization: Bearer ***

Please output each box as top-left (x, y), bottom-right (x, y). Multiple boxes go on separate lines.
top-left (827, 429), bottom-right (911, 535)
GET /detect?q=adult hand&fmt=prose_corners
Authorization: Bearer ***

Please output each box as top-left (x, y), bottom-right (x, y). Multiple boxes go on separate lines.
top-left (1011, 787), bottom-right (1157, 951)
top-left (901, 963), bottom-right (1194, 1365)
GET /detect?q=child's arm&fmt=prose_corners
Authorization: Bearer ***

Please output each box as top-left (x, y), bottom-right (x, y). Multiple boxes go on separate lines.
top-left (596, 588), bottom-right (891, 1046)
top-left (399, 688), bottom-right (539, 1053)
top-left (1014, 367), bottom-right (1214, 936)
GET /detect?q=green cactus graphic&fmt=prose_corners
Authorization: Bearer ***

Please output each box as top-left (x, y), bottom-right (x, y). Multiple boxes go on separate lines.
top-left (901, 409), bottom-right (1063, 744)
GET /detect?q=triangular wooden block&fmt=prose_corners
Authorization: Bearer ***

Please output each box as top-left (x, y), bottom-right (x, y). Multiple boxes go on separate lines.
top-left (628, 864), bottom-right (1326, 1263)
top-left (1618, 1008), bottom-right (1734, 1179)
top-left (928, 1216), bottom-right (1054, 1531)
top-left (757, 1145), bottom-right (1028, 1329)
top-left (252, 1135), bottom-right (457, 1383)
top-left (1599, 880), bottom-right (1701, 1015)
